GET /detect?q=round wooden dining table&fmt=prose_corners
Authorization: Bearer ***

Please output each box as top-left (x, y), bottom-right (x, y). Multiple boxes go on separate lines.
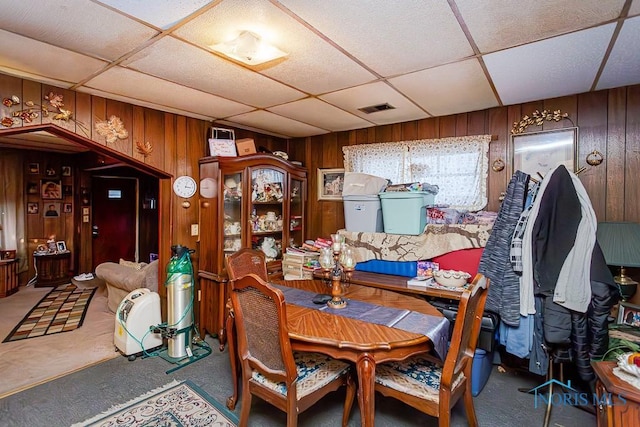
top-left (277, 278), bottom-right (443, 427)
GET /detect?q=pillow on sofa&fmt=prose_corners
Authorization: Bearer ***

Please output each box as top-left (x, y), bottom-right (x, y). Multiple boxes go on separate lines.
top-left (119, 258), bottom-right (147, 270)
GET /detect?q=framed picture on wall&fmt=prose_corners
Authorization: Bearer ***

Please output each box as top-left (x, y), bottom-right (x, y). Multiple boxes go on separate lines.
top-left (618, 302), bottom-right (640, 327)
top-left (317, 168), bottom-right (345, 201)
top-left (61, 166), bottom-right (71, 176)
top-left (63, 185), bottom-right (73, 196)
top-left (511, 127), bottom-right (578, 178)
top-left (28, 163), bottom-right (40, 174)
top-left (27, 182), bottom-right (38, 194)
top-left (63, 203), bottom-right (72, 213)
top-left (43, 202), bottom-right (60, 218)
top-left (41, 180), bottom-right (62, 200)
top-left (27, 202), bottom-right (39, 214)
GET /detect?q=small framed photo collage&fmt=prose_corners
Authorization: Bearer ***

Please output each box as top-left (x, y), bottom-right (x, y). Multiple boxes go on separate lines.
top-left (26, 163), bottom-right (73, 217)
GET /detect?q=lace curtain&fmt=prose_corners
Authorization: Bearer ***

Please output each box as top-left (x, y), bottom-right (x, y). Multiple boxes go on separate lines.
top-left (343, 135), bottom-right (490, 210)
top-left (0, 151), bottom-right (27, 273)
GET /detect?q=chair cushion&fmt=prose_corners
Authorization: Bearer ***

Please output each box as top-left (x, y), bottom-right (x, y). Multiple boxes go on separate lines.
top-left (375, 355), bottom-right (465, 402)
top-left (251, 352), bottom-right (350, 398)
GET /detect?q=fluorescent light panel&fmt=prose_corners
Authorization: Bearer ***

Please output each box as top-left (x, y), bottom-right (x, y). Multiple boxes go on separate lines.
top-left (211, 31), bottom-right (287, 66)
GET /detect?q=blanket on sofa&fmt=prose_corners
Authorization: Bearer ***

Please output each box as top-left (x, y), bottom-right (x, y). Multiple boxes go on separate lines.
top-left (339, 224), bottom-right (492, 262)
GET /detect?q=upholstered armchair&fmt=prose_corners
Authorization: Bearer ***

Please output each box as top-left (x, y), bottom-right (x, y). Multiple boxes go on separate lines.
top-left (95, 259), bottom-right (159, 312)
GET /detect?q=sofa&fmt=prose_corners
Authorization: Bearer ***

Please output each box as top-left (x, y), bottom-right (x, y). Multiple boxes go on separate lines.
top-left (95, 259), bottom-right (159, 313)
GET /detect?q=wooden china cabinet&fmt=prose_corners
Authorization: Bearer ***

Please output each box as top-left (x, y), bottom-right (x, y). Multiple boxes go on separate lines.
top-left (197, 154), bottom-right (307, 340)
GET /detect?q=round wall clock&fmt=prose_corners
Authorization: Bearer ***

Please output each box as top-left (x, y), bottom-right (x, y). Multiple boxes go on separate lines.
top-left (173, 175), bottom-right (197, 198)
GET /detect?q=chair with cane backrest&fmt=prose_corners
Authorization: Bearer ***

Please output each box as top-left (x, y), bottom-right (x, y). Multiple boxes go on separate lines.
top-left (231, 273), bottom-right (356, 427)
top-left (226, 248), bottom-right (269, 282)
top-left (374, 273), bottom-right (490, 427)
top-left (223, 248), bottom-right (269, 409)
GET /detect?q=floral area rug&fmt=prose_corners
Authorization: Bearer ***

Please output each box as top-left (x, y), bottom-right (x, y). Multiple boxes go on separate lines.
top-left (3, 283), bottom-right (96, 342)
top-left (72, 380), bottom-right (238, 427)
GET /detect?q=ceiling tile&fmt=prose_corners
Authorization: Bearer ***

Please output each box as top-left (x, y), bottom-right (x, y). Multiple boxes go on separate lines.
top-left (225, 110), bottom-right (329, 138)
top-left (630, 0), bottom-right (640, 16)
top-left (77, 86), bottom-right (214, 121)
top-left (174, 0), bottom-right (376, 94)
top-left (268, 98), bottom-right (372, 132)
top-left (388, 59), bottom-right (498, 117)
top-left (0, 0), bottom-right (158, 61)
top-left (484, 24), bottom-right (615, 105)
top-left (124, 36), bottom-right (305, 108)
top-left (0, 30), bottom-right (108, 85)
top-left (277, 0), bottom-right (474, 76)
top-left (597, 16), bottom-right (640, 90)
top-left (83, 66), bottom-right (254, 118)
top-left (320, 82), bottom-right (429, 125)
top-left (456, 0), bottom-right (625, 53)
top-left (98, 0), bottom-right (214, 30)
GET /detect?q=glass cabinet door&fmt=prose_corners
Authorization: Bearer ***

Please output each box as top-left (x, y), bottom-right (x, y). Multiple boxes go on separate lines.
top-left (250, 168), bottom-right (284, 261)
top-left (289, 177), bottom-right (304, 248)
top-left (222, 172), bottom-right (243, 255)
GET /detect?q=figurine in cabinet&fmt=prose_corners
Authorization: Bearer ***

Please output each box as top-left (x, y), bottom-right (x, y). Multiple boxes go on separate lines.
top-left (261, 237), bottom-right (279, 260)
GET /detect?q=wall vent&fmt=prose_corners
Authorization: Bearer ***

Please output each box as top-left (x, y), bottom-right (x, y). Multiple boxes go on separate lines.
top-left (357, 103), bottom-right (395, 114)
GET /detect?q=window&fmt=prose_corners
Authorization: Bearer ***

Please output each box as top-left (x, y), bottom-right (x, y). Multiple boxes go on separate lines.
top-left (343, 135), bottom-right (490, 211)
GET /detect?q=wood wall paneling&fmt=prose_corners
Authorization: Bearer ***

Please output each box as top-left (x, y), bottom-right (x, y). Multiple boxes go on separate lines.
top-left (75, 91), bottom-right (92, 136)
top-left (625, 85), bottom-right (640, 221)
top-left (132, 106), bottom-right (146, 164)
top-left (467, 110), bottom-right (487, 135)
top-left (3, 72), bottom-right (640, 295)
top-left (143, 108), bottom-right (166, 170)
top-left (438, 115), bottom-right (457, 137)
top-left (487, 107), bottom-right (508, 212)
top-left (91, 96), bottom-right (107, 145)
top-left (606, 88), bottom-right (627, 221)
top-left (577, 90), bottom-right (608, 221)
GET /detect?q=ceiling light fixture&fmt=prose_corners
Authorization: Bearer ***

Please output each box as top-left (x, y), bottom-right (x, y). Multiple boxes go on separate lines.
top-left (211, 31), bottom-right (287, 66)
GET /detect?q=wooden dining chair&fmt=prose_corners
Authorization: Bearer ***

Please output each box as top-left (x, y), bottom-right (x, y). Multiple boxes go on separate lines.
top-left (374, 273), bottom-right (490, 427)
top-left (230, 273), bottom-right (356, 427)
top-left (223, 248), bottom-right (269, 409)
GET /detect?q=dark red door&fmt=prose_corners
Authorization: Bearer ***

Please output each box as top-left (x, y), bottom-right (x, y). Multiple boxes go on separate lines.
top-left (91, 176), bottom-right (137, 269)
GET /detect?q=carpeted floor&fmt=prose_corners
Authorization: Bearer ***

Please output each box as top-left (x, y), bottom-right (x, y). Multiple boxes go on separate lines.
top-left (0, 285), bottom-right (118, 398)
top-left (0, 334), bottom-right (597, 427)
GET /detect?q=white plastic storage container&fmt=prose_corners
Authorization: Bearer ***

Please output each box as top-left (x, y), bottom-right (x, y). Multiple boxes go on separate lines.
top-left (343, 195), bottom-right (384, 232)
top-left (379, 192), bottom-right (435, 235)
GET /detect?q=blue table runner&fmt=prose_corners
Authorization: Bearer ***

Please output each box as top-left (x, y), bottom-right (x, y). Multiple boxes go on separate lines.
top-left (275, 284), bottom-right (450, 359)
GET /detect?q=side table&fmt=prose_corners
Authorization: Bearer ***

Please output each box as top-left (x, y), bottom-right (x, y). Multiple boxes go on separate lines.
top-left (31, 252), bottom-right (71, 287)
top-left (0, 259), bottom-right (19, 297)
top-left (592, 360), bottom-right (640, 426)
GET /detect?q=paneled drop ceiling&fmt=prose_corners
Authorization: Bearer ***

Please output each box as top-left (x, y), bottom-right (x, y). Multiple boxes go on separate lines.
top-left (0, 0), bottom-right (638, 139)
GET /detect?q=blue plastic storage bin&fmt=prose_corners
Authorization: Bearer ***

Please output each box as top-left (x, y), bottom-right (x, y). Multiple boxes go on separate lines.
top-left (471, 348), bottom-right (493, 396)
top-left (354, 259), bottom-right (417, 277)
top-left (379, 192), bottom-right (435, 235)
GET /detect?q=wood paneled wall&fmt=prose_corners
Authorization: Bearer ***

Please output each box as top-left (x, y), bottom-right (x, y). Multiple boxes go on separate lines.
top-left (0, 72), bottom-right (286, 276)
top-left (294, 85), bottom-right (640, 241)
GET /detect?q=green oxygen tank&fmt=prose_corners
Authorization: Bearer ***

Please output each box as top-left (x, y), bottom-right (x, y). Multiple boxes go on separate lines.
top-left (166, 245), bottom-right (194, 359)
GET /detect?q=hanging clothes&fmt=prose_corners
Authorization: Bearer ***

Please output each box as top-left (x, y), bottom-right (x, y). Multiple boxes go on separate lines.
top-left (520, 165), bottom-right (616, 381)
top-left (478, 170), bottom-right (529, 326)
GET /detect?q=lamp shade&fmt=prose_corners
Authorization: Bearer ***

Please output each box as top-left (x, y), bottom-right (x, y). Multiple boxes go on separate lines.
top-left (596, 222), bottom-right (640, 267)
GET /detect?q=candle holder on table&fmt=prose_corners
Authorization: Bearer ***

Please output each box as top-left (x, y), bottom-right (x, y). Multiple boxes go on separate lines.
top-left (319, 234), bottom-right (356, 309)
